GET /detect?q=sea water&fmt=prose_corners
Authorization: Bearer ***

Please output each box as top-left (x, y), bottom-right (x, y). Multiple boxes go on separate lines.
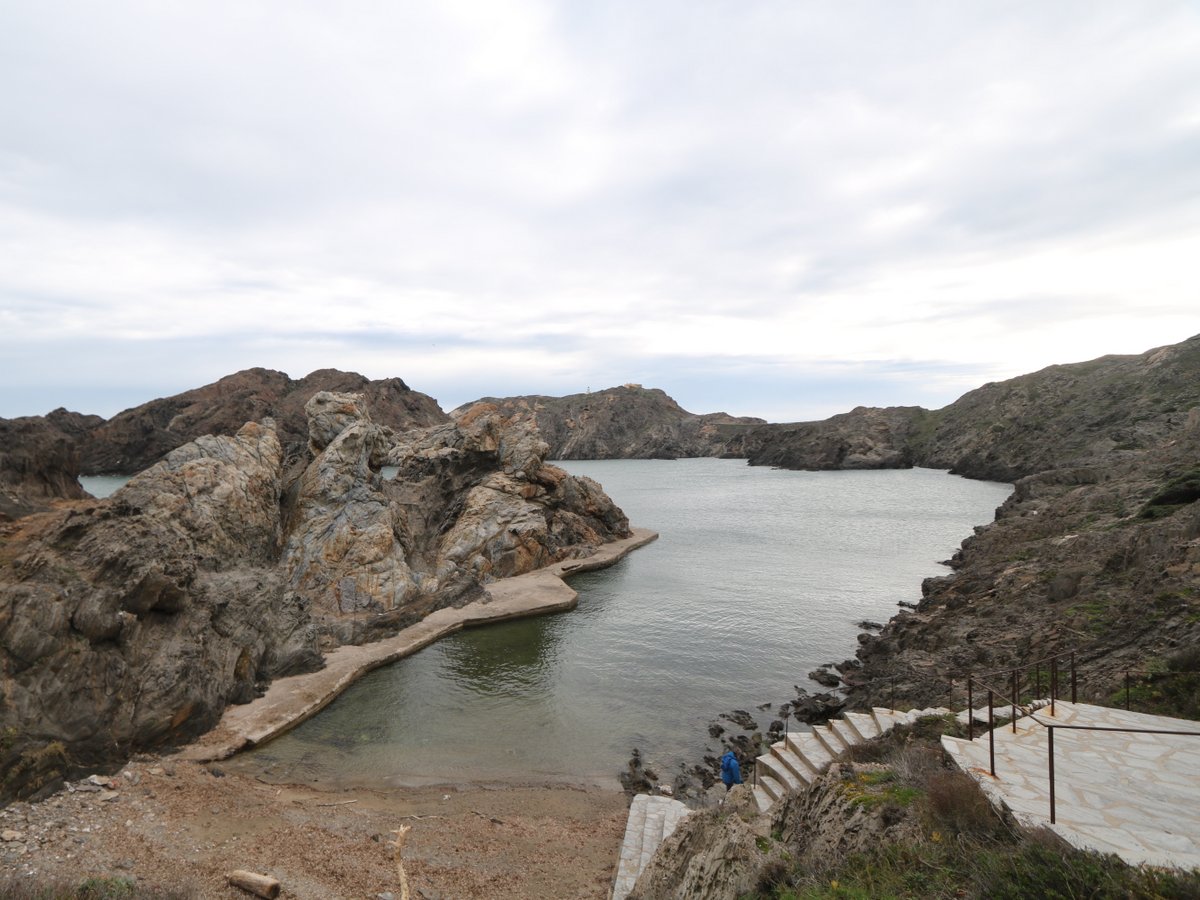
top-left (228, 459), bottom-right (1011, 788)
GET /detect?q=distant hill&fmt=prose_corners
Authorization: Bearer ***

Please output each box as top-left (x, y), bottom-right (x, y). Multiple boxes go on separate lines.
top-left (453, 384), bottom-right (765, 460)
top-left (743, 333), bottom-right (1200, 480)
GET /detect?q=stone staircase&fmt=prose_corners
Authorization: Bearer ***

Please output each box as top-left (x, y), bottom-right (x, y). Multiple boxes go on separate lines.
top-left (941, 700), bottom-right (1200, 869)
top-left (611, 793), bottom-right (691, 900)
top-left (752, 706), bottom-right (950, 812)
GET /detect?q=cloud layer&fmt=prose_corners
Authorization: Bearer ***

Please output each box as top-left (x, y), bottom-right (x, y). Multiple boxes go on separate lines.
top-left (2, 1), bottom-right (1199, 421)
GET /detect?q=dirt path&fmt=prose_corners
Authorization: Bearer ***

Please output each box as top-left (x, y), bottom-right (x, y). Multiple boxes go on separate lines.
top-left (0, 757), bottom-right (629, 898)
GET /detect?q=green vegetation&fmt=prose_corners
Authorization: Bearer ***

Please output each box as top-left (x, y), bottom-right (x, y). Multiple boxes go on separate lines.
top-left (1138, 469), bottom-right (1200, 520)
top-left (1104, 648), bottom-right (1200, 721)
top-left (745, 716), bottom-right (1200, 900)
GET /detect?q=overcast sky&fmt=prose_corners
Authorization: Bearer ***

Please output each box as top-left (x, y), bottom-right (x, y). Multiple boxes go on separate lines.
top-left (2, 1), bottom-right (1198, 423)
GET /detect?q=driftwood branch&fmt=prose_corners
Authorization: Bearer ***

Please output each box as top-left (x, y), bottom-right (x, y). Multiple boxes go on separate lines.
top-left (227, 870), bottom-right (281, 899)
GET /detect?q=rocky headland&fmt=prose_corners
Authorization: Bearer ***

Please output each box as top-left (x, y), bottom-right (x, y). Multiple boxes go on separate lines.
top-left (80, 367), bottom-right (448, 476)
top-left (456, 384), bottom-right (764, 460)
top-left (0, 392), bottom-right (630, 802)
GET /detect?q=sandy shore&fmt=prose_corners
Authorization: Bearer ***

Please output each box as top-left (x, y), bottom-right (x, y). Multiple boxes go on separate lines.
top-left (0, 758), bottom-right (629, 898)
top-left (1, 533), bottom-right (658, 897)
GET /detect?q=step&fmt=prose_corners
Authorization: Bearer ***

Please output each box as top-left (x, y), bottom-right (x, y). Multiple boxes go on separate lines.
top-left (758, 773), bottom-right (786, 804)
top-left (612, 795), bottom-right (691, 900)
top-left (770, 742), bottom-right (813, 788)
top-left (757, 751), bottom-right (804, 795)
top-left (786, 731), bottom-right (834, 775)
top-left (809, 723), bottom-right (842, 757)
top-left (827, 718), bottom-right (861, 752)
top-left (841, 711), bottom-right (880, 742)
top-left (752, 785), bottom-right (773, 813)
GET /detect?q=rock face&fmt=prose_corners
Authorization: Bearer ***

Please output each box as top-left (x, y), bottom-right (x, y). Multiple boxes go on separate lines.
top-left (0, 394), bottom-right (630, 800)
top-left (0, 411), bottom-right (101, 521)
top-left (455, 385), bottom-right (764, 460)
top-left (82, 368), bottom-right (447, 474)
top-left (0, 422), bottom-right (315, 800)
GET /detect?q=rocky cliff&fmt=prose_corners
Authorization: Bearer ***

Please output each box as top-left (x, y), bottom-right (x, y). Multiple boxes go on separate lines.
top-left (82, 367), bottom-right (448, 474)
top-left (455, 385), bottom-right (764, 460)
top-left (0, 393), bottom-right (629, 801)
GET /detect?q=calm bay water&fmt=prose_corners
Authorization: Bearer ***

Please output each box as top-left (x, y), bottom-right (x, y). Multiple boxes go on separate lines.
top-left (226, 459), bottom-right (1011, 789)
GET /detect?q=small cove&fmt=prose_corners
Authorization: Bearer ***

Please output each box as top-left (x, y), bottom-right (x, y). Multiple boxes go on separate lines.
top-left (225, 459), bottom-right (1012, 789)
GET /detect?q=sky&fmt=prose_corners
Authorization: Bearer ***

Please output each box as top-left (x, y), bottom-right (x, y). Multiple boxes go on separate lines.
top-left (2, 1), bottom-right (1199, 424)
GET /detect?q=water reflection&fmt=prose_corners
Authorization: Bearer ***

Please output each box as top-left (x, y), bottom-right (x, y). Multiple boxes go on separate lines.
top-left (439, 615), bottom-right (563, 699)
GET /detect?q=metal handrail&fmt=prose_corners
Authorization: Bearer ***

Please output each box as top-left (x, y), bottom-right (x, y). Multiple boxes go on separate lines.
top-left (1028, 715), bottom-right (1200, 823)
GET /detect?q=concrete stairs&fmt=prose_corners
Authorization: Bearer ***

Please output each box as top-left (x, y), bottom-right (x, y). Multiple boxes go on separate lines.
top-left (611, 793), bottom-right (691, 900)
top-left (751, 706), bottom-right (951, 812)
top-left (941, 701), bottom-right (1200, 870)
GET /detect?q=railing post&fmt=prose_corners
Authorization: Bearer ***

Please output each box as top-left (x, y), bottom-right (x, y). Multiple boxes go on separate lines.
top-left (1036, 663), bottom-right (1041, 700)
top-left (1050, 656), bottom-right (1058, 717)
top-left (948, 677), bottom-right (954, 713)
top-left (1125, 670), bottom-right (1131, 711)
top-left (1048, 725), bottom-right (1056, 824)
top-left (784, 711), bottom-right (789, 746)
top-left (1070, 651), bottom-right (1077, 704)
top-left (890, 676), bottom-right (895, 710)
top-left (967, 676), bottom-right (974, 741)
top-left (988, 690), bottom-right (996, 777)
top-left (1011, 669), bottom-right (1018, 733)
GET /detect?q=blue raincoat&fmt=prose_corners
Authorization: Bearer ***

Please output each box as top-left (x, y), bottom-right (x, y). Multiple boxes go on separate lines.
top-left (720, 750), bottom-right (742, 788)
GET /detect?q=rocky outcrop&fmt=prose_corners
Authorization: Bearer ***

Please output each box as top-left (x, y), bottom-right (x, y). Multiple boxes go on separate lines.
top-left (743, 406), bottom-right (926, 471)
top-left (455, 385), bottom-right (764, 460)
top-left (0, 411), bottom-right (100, 521)
top-left (0, 394), bottom-right (631, 800)
top-left (0, 421), bottom-right (318, 800)
top-left (82, 367), bottom-right (447, 475)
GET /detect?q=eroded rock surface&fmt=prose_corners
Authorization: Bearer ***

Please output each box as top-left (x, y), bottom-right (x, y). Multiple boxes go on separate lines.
top-left (0, 395), bottom-right (630, 800)
top-left (0, 412), bottom-right (99, 521)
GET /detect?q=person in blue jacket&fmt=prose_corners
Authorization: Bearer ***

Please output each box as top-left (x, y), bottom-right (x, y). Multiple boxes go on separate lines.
top-left (720, 750), bottom-right (742, 791)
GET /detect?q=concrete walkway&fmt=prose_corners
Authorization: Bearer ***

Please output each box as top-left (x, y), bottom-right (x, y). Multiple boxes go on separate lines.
top-left (176, 527), bottom-right (658, 762)
top-left (942, 701), bottom-right (1200, 870)
top-left (611, 794), bottom-right (690, 900)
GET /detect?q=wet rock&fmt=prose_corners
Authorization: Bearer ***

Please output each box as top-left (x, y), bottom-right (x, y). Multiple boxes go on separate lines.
top-left (808, 667), bottom-right (842, 688)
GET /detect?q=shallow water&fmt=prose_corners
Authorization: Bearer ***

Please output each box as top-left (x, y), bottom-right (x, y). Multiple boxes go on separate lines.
top-left (229, 460), bottom-right (1011, 788)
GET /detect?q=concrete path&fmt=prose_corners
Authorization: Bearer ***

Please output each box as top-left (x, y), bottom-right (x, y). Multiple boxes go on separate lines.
top-left (941, 701), bottom-right (1200, 870)
top-left (611, 794), bottom-right (690, 900)
top-left (176, 527), bottom-right (658, 762)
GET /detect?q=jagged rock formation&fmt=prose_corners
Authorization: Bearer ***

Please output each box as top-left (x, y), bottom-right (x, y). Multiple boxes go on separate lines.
top-left (0, 411), bottom-right (101, 521)
top-left (82, 367), bottom-right (447, 474)
top-left (0, 394), bottom-right (630, 801)
top-left (455, 385), bottom-right (764, 460)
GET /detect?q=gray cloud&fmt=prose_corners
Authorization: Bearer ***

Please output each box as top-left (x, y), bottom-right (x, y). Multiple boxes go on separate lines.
top-left (2, 1), bottom-right (1199, 420)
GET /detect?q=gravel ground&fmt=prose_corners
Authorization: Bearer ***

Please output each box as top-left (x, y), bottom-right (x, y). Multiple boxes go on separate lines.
top-left (0, 757), bottom-right (629, 899)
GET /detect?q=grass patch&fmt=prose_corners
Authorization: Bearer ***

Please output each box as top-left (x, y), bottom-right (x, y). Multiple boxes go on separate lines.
top-left (1104, 649), bottom-right (1200, 721)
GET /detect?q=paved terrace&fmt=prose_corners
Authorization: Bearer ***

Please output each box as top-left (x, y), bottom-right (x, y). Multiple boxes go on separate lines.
top-left (942, 701), bottom-right (1200, 870)
top-left (177, 527), bottom-right (658, 762)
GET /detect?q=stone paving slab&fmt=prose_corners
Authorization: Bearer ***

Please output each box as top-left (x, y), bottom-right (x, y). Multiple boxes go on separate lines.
top-left (175, 528), bottom-right (658, 761)
top-left (943, 701), bottom-right (1200, 871)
